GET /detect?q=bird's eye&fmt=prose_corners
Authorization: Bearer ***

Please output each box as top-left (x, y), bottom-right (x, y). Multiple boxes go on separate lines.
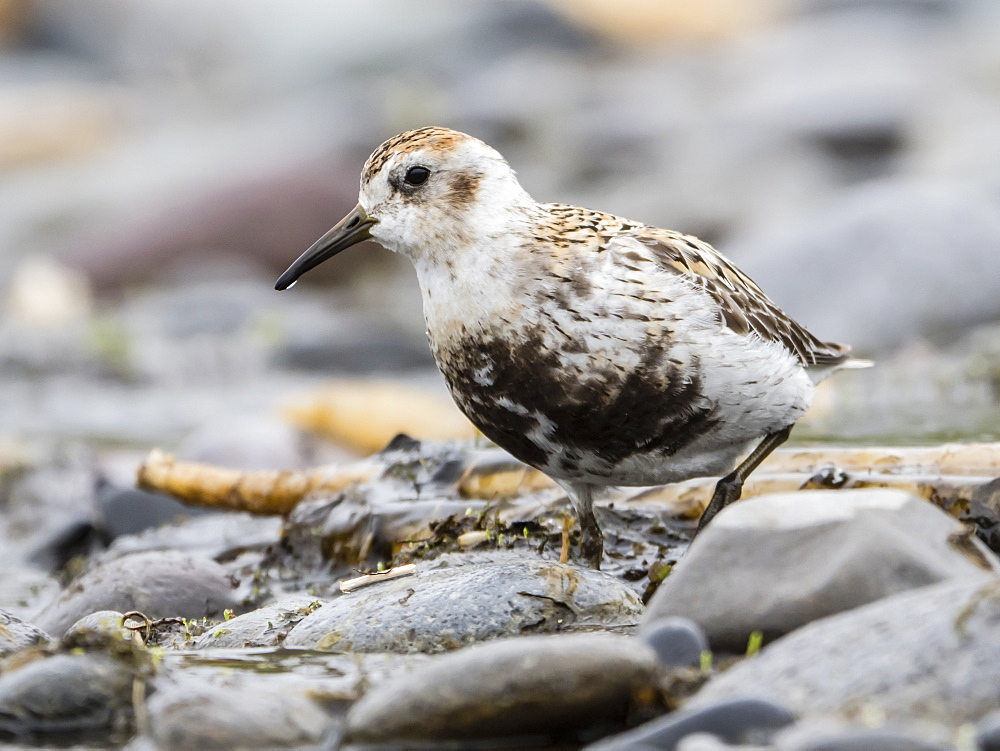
top-left (404, 166), bottom-right (430, 186)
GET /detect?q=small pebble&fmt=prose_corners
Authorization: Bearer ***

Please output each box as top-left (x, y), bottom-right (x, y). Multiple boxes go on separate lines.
top-left (641, 617), bottom-right (709, 668)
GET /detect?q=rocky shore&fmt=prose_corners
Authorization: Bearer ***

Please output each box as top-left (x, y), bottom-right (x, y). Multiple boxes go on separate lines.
top-left (3, 434), bottom-right (1000, 750)
top-left (4, 1), bottom-right (1000, 749)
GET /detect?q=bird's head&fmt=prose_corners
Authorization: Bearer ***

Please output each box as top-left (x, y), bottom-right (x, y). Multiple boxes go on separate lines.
top-left (275, 127), bottom-right (532, 290)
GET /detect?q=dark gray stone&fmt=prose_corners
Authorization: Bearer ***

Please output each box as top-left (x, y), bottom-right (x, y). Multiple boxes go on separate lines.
top-left (640, 617), bottom-right (708, 668)
top-left (585, 698), bottom-right (795, 750)
top-left (285, 556), bottom-right (642, 653)
top-left (0, 654), bottom-right (134, 737)
top-left (644, 489), bottom-right (997, 652)
top-left (691, 578), bottom-right (1000, 729)
top-left (344, 633), bottom-right (658, 744)
top-left (33, 550), bottom-right (241, 638)
top-left (0, 609), bottom-right (50, 657)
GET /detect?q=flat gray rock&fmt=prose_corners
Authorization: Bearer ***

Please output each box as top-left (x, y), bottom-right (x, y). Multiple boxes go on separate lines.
top-left (345, 633), bottom-right (658, 744)
top-left (194, 595), bottom-right (323, 649)
top-left (33, 550), bottom-right (241, 638)
top-left (285, 556), bottom-right (642, 653)
top-left (691, 577), bottom-right (1000, 729)
top-left (644, 489), bottom-right (998, 652)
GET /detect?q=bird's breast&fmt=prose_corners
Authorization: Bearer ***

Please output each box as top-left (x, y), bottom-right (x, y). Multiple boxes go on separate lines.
top-left (431, 318), bottom-right (719, 478)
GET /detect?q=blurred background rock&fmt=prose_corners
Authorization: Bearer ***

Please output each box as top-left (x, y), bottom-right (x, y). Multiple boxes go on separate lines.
top-left (2, 0), bottom-right (1000, 452)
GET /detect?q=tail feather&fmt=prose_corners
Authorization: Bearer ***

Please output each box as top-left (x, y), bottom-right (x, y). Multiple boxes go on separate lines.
top-left (839, 358), bottom-right (874, 369)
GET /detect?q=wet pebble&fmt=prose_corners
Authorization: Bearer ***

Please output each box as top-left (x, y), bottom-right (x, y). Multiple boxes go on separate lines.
top-left (585, 698), bottom-right (795, 750)
top-left (0, 609), bottom-right (49, 657)
top-left (194, 595), bottom-right (323, 649)
top-left (344, 633), bottom-right (659, 745)
top-left (285, 555), bottom-right (643, 653)
top-left (640, 617), bottom-right (709, 669)
top-left (690, 577), bottom-right (1000, 729)
top-left (34, 550), bottom-right (241, 638)
top-left (0, 653), bottom-right (135, 740)
top-left (644, 489), bottom-right (997, 652)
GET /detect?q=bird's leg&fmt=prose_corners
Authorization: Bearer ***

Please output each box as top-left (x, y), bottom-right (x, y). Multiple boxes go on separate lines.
top-left (695, 425), bottom-right (793, 535)
top-left (566, 483), bottom-right (603, 569)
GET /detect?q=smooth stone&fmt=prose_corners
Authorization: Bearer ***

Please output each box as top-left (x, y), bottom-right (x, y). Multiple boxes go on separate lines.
top-left (60, 610), bottom-right (131, 650)
top-left (0, 609), bottom-right (50, 657)
top-left (585, 698), bottom-right (795, 751)
top-left (147, 667), bottom-right (341, 751)
top-left (344, 633), bottom-right (658, 744)
top-left (690, 577), bottom-right (1000, 729)
top-left (194, 595), bottom-right (323, 649)
top-left (285, 556), bottom-right (643, 653)
top-left (644, 489), bottom-right (998, 652)
top-left (0, 654), bottom-right (134, 737)
top-left (640, 617), bottom-right (709, 668)
top-left (34, 550), bottom-right (241, 639)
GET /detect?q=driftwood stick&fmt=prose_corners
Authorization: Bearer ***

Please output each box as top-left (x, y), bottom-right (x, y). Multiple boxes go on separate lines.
top-left (136, 449), bottom-right (377, 514)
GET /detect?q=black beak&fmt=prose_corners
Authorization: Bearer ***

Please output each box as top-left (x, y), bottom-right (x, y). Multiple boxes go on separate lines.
top-left (275, 204), bottom-right (375, 290)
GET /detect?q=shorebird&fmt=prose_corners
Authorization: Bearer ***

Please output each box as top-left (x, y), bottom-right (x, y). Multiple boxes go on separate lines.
top-left (276, 127), bottom-right (869, 569)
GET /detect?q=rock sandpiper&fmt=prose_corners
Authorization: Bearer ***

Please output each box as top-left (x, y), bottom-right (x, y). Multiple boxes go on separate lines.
top-left (276, 127), bottom-right (870, 568)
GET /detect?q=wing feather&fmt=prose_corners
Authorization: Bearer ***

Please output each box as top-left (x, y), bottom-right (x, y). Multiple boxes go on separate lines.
top-left (628, 229), bottom-right (852, 369)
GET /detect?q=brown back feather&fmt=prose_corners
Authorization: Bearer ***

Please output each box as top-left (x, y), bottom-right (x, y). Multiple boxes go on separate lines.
top-left (634, 230), bottom-right (851, 368)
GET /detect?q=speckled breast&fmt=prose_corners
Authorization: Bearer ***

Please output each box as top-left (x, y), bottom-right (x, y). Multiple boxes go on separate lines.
top-left (433, 328), bottom-right (719, 480)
